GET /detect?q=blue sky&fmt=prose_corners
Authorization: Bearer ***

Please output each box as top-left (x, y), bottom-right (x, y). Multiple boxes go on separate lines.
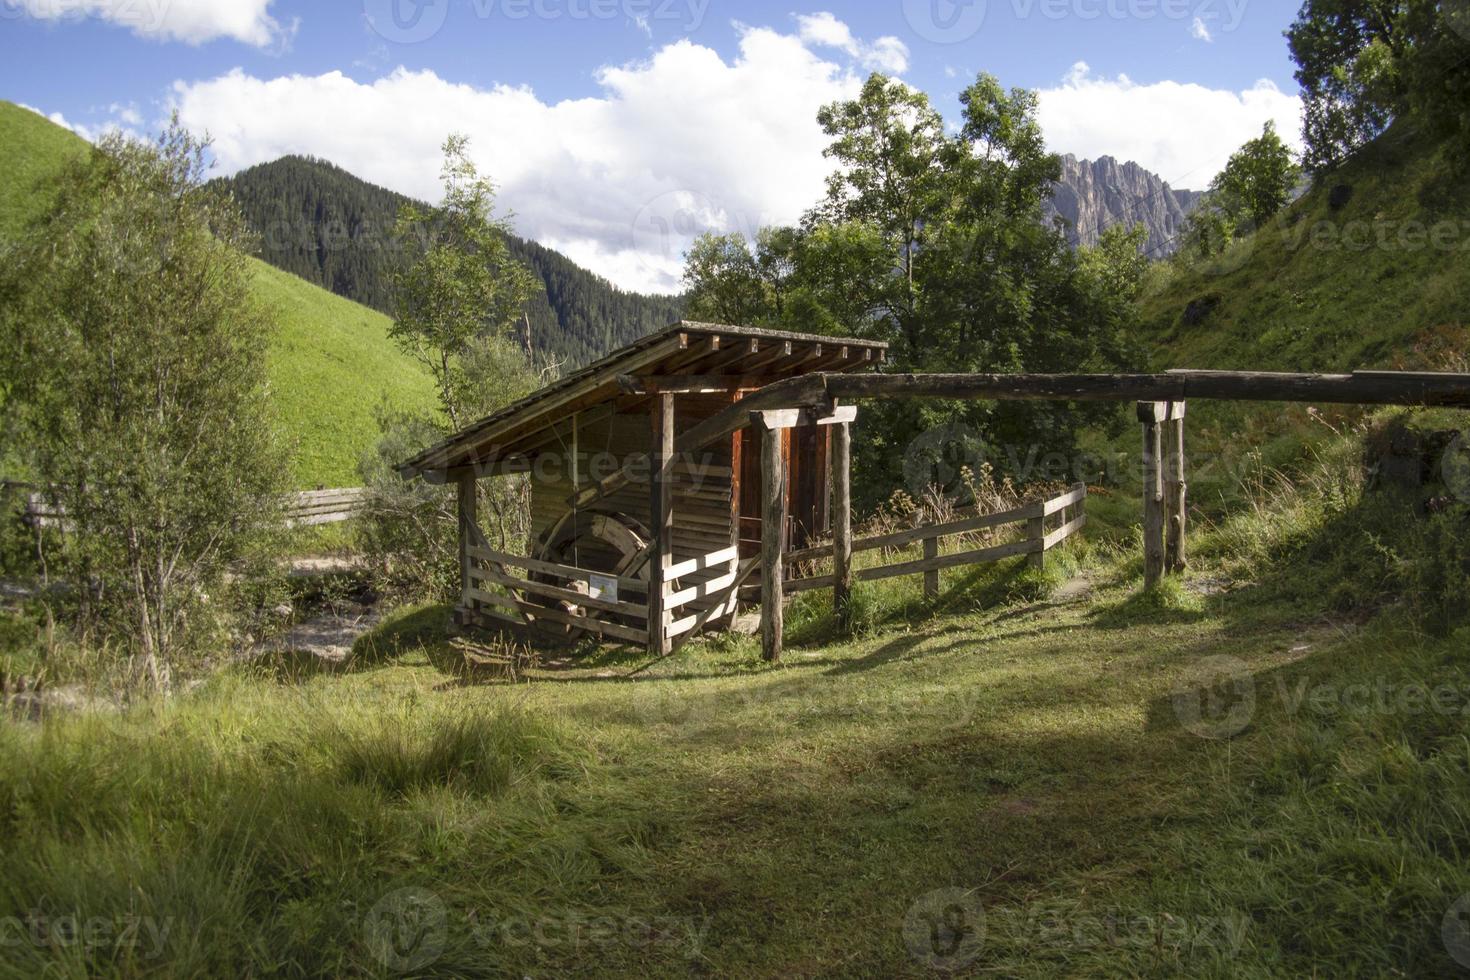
top-left (0, 0), bottom-right (1305, 292)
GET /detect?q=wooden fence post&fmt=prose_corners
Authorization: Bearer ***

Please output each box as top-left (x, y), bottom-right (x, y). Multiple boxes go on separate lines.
top-left (923, 536), bottom-right (940, 598)
top-left (456, 470), bottom-right (477, 624)
top-left (1164, 401), bottom-right (1188, 575)
top-left (648, 393), bottom-right (675, 657)
top-left (1026, 501), bottom-right (1046, 571)
top-left (759, 414), bottom-right (787, 662)
top-left (832, 419), bottom-right (853, 629)
top-left (1139, 401), bottom-right (1167, 589)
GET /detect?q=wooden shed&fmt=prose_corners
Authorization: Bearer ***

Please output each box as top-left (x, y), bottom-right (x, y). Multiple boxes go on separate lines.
top-left (397, 321), bottom-right (887, 653)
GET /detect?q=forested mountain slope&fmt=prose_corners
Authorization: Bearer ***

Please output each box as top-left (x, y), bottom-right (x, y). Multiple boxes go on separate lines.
top-left (212, 155), bottom-right (685, 369)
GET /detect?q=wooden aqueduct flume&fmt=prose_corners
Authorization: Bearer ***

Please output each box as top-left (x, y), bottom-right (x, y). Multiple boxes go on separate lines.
top-left (687, 368), bottom-right (1470, 662)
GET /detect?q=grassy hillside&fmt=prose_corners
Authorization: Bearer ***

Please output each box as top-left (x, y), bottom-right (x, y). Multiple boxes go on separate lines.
top-left (249, 258), bottom-right (436, 487)
top-left (0, 101), bottom-right (437, 488)
top-left (1141, 122), bottom-right (1470, 374)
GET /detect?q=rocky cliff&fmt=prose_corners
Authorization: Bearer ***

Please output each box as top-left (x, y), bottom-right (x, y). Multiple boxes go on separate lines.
top-left (1046, 154), bottom-right (1204, 257)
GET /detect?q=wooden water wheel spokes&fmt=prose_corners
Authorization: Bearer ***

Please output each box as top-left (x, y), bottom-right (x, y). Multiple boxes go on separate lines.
top-left (526, 509), bottom-right (660, 636)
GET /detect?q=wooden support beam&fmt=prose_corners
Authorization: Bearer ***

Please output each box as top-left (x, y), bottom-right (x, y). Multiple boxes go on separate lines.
top-left (1140, 401), bottom-right (1166, 590)
top-left (759, 415), bottom-right (787, 662)
top-left (825, 370), bottom-right (1470, 408)
top-left (648, 393), bottom-right (675, 657)
top-left (1165, 401), bottom-right (1188, 574)
top-left (832, 420), bottom-right (853, 630)
top-left (456, 471), bottom-right (477, 623)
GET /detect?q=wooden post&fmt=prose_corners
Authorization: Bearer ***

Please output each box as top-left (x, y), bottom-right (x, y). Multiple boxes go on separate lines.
top-left (759, 415), bottom-right (787, 662)
top-left (1139, 401), bottom-right (1167, 589)
top-left (832, 420), bottom-right (853, 629)
top-left (456, 470), bottom-right (477, 624)
top-left (1026, 502), bottom-right (1046, 571)
top-left (923, 536), bottom-right (940, 598)
top-left (1164, 401), bottom-right (1188, 575)
top-left (648, 393), bottom-right (674, 657)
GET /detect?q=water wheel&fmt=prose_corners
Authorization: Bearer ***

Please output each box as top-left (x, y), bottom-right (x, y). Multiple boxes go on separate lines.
top-left (526, 509), bottom-right (657, 637)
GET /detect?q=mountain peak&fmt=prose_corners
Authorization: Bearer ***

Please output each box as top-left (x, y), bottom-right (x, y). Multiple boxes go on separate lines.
top-left (1047, 154), bottom-right (1203, 256)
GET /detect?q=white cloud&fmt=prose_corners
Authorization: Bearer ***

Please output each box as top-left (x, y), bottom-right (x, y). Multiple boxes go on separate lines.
top-left (10, 0), bottom-right (293, 48)
top-left (169, 26), bottom-right (873, 293)
top-left (1190, 17), bottom-right (1214, 42)
top-left (795, 12), bottom-right (908, 74)
top-left (1037, 63), bottom-right (1303, 190)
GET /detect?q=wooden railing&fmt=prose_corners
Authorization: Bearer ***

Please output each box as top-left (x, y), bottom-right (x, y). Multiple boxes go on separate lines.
top-left (783, 483), bottom-right (1087, 596)
top-left (460, 524), bottom-right (763, 653)
top-left (458, 484), bottom-right (1088, 652)
top-left (5, 483), bottom-right (368, 529)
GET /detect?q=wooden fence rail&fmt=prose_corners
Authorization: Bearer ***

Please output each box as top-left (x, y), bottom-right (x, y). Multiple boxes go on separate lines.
top-left (4, 483), bottom-right (368, 529)
top-left (784, 483), bottom-right (1087, 596)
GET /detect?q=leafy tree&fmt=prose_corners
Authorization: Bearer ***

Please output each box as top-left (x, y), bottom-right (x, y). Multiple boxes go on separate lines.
top-left (363, 138), bottom-right (544, 600)
top-left (813, 73), bottom-right (950, 353)
top-left (682, 232), bottom-right (769, 325)
top-left (1211, 122), bottom-right (1302, 231)
top-left (391, 135), bottom-right (539, 428)
top-left (0, 120), bottom-right (287, 690)
top-left (683, 71), bottom-right (1145, 506)
top-left (1288, 0), bottom-right (1470, 172)
top-left (1174, 123), bottom-right (1301, 266)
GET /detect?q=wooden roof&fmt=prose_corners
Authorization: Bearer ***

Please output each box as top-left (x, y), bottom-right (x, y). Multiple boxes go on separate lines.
top-left (398, 321), bottom-right (887, 480)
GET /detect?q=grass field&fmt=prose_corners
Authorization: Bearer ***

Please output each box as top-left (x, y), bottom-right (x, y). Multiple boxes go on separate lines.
top-left (0, 100), bottom-right (438, 489)
top-left (3, 518), bottom-right (1469, 976)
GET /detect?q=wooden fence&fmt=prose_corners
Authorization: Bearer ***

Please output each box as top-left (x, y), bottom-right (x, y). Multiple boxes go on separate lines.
top-left (460, 518), bottom-right (760, 653)
top-left (4, 484), bottom-right (367, 529)
top-left (458, 483), bottom-right (1087, 652)
top-left (783, 482), bottom-right (1088, 597)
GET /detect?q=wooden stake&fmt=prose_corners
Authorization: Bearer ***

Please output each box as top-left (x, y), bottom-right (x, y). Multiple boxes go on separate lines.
top-left (760, 416), bottom-right (787, 662)
top-left (648, 393), bottom-right (674, 657)
top-left (1139, 401), bottom-right (1166, 589)
top-left (1164, 401), bottom-right (1188, 574)
top-left (831, 420), bottom-right (853, 630)
top-left (456, 470), bottom-right (477, 624)
top-left (923, 536), bottom-right (940, 598)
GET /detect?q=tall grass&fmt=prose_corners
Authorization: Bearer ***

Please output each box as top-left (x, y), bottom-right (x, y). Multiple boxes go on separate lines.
top-left (0, 681), bottom-right (598, 977)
